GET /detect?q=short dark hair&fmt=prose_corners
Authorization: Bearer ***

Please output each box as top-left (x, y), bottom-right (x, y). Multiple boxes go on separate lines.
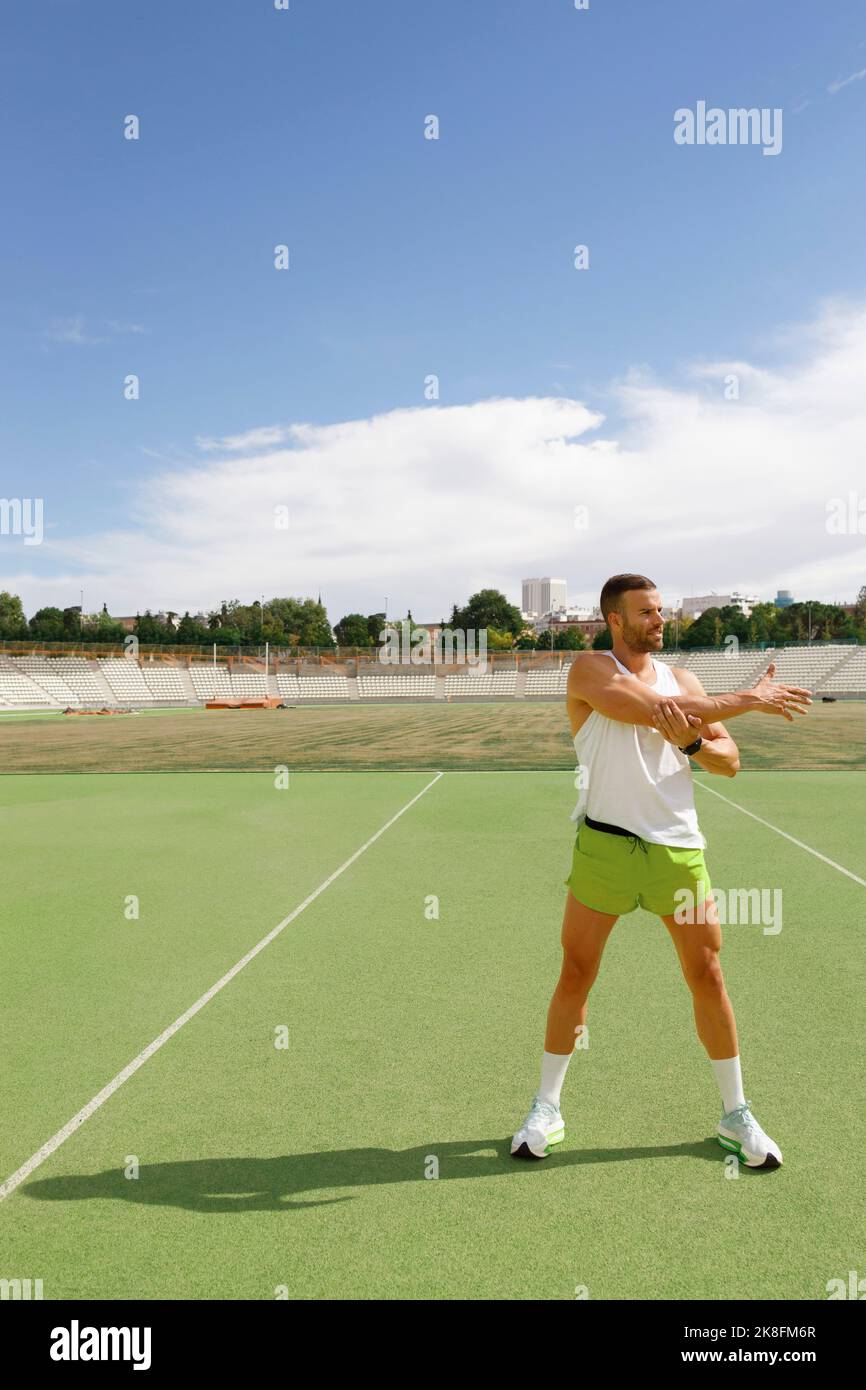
top-left (599, 573), bottom-right (657, 625)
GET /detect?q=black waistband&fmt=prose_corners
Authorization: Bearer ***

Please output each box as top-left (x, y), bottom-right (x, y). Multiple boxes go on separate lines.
top-left (584, 815), bottom-right (641, 840)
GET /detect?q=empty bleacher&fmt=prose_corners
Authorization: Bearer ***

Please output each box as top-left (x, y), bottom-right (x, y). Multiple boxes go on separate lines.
top-left (189, 666), bottom-right (234, 700)
top-left (11, 657), bottom-right (107, 704)
top-left (14, 658), bottom-right (78, 705)
top-left (275, 674), bottom-right (301, 699)
top-left (141, 667), bottom-right (188, 701)
top-left (357, 673), bottom-right (438, 698)
top-left (444, 670), bottom-right (518, 697)
top-left (230, 672), bottom-right (268, 698)
top-left (0, 659), bottom-right (54, 707)
top-left (279, 674), bottom-right (352, 700)
top-left (0, 644), bottom-right (862, 712)
top-left (654, 649), bottom-right (771, 692)
top-left (818, 647), bottom-right (866, 693)
top-left (525, 666), bottom-right (571, 697)
top-left (656, 645), bottom-right (863, 694)
top-left (763, 645), bottom-right (854, 690)
top-left (100, 659), bottom-right (152, 702)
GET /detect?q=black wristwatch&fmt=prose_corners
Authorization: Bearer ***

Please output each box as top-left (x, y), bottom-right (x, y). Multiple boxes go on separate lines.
top-left (679, 737), bottom-right (703, 757)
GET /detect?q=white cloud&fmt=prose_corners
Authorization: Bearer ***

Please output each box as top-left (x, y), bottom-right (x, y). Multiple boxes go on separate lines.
top-left (828, 66), bottom-right (866, 94)
top-left (12, 302), bottom-right (866, 618)
top-left (195, 425), bottom-right (290, 453)
top-left (41, 316), bottom-right (103, 346)
top-left (40, 316), bottom-right (147, 347)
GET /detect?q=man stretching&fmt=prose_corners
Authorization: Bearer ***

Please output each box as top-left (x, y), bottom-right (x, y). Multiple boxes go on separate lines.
top-left (511, 573), bottom-right (811, 1169)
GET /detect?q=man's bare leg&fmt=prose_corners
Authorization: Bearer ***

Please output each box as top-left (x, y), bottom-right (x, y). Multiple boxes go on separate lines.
top-left (660, 896), bottom-right (782, 1165)
top-left (512, 891), bottom-right (618, 1156)
top-left (660, 896), bottom-right (737, 1060)
top-left (544, 890), bottom-right (619, 1054)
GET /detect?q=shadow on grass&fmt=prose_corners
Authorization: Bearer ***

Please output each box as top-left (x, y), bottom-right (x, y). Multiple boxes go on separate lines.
top-left (22, 1136), bottom-right (729, 1212)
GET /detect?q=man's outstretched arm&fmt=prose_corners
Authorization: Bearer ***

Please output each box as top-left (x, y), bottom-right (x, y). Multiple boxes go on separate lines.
top-left (567, 652), bottom-right (811, 729)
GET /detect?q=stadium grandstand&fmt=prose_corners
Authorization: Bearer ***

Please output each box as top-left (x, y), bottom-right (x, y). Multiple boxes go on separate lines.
top-left (0, 644), bottom-right (865, 710)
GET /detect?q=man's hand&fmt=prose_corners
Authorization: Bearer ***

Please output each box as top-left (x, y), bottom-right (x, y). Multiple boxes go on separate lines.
top-left (749, 662), bottom-right (812, 720)
top-left (651, 701), bottom-right (703, 748)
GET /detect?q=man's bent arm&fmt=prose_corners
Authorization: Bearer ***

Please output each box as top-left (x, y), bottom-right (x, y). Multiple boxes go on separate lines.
top-left (689, 734), bottom-right (740, 777)
top-left (670, 669), bottom-right (740, 776)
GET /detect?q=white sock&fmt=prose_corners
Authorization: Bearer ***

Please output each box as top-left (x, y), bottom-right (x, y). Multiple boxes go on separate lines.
top-left (712, 1055), bottom-right (745, 1114)
top-left (538, 1050), bottom-right (572, 1109)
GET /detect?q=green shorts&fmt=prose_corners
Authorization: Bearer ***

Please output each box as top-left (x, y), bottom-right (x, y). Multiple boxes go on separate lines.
top-left (564, 822), bottom-right (712, 918)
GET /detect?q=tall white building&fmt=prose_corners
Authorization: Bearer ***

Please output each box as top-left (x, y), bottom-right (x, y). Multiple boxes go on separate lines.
top-left (522, 577), bottom-right (568, 618)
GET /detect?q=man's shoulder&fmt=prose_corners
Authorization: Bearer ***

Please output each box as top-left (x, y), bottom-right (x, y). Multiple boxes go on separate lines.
top-left (570, 650), bottom-right (611, 668)
top-left (567, 650), bottom-right (610, 681)
top-left (669, 664), bottom-right (705, 692)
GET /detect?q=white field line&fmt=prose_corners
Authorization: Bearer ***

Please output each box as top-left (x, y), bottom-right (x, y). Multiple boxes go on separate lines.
top-left (695, 779), bottom-right (866, 888)
top-left (0, 770), bottom-right (444, 1204)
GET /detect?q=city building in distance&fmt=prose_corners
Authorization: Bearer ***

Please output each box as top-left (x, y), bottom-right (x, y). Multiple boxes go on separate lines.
top-left (521, 577), bottom-right (567, 619)
top-left (681, 591), bottom-right (758, 620)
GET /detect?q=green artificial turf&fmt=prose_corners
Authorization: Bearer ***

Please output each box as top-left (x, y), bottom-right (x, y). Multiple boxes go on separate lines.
top-left (0, 769), bottom-right (863, 1299)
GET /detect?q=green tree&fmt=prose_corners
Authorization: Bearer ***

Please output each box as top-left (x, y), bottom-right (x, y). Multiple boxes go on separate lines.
top-left (81, 606), bottom-right (126, 644)
top-left (0, 591), bottom-right (27, 639)
top-left (748, 602), bottom-right (777, 646)
top-left (61, 606), bottom-right (82, 638)
top-left (134, 611), bottom-right (174, 644)
top-left (681, 606), bottom-right (748, 649)
top-left (450, 589), bottom-right (523, 637)
top-left (485, 626), bottom-right (516, 650)
top-left (553, 626), bottom-right (587, 650)
top-left (266, 597), bottom-right (333, 647)
top-left (781, 600), bottom-right (852, 643)
top-left (334, 613), bottom-right (375, 647)
top-left (29, 606), bottom-right (65, 641)
top-left (592, 627), bottom-right (613, 650)
top-left (176, 612), bottom-right (210, 644)
top-left (223, 603), bottom-right (261, 640)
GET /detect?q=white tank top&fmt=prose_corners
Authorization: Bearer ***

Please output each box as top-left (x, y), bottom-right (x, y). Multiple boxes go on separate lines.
top-left (570, 651), bottom-right (705, 849)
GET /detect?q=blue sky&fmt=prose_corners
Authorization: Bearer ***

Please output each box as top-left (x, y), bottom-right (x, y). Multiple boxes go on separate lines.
top-left (2, 0), bottom-right (865, 620)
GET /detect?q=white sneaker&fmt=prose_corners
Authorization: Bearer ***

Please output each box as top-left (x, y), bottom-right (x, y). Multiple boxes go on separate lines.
top-left (511, 1095), bottom-right (565, 1159)
top-left (717, 1100), bottom-right (783, 1169)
